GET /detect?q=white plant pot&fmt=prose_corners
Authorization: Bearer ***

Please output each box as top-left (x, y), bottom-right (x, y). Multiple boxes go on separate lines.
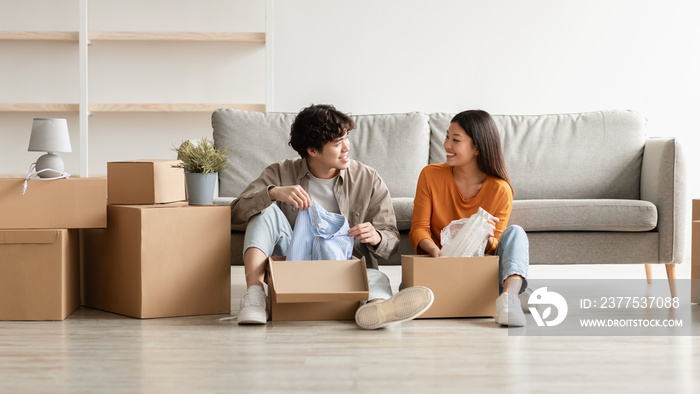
top-left (185, 172), bottom-right (217, 205)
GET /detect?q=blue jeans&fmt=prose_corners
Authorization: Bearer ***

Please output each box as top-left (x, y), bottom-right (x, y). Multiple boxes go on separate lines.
top-left (244, 204), bottom-right (394, 301)
top-left (496, 225), bottom-right (529, 295)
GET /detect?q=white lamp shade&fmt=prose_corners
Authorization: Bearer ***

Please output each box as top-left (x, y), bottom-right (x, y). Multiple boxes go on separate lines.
top-left (28, 118), bottom-right (72, 153)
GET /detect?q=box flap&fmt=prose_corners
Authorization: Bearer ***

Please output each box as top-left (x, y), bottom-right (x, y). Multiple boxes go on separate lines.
top-left (269, 257), bottom-right (369, 303)
top-left (0, 230), bottom-right (60, 244)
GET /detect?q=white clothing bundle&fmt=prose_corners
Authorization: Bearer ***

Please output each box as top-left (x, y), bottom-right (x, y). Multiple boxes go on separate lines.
top-left (440, 207), bottom-right (495, 257)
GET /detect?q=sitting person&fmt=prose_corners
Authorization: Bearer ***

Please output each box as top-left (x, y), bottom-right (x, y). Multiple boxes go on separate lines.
top-left (231, 104), bottom-right (434, 329)
top-left (409, 109), bottom-right (530, 326)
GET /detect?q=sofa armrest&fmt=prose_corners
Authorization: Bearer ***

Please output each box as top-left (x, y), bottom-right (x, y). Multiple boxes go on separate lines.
top-left (213, 197), bottom-right (235, 206)
top-left (640, 137), bottom-right (688, 264)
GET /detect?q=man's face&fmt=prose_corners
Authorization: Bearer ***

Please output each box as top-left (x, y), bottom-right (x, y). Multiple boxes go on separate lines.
top-left (307, 132), bottom-right (350, 177)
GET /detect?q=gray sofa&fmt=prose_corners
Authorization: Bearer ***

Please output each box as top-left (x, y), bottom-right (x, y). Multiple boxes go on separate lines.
top-left (212, 109), bottom-right (687, 275)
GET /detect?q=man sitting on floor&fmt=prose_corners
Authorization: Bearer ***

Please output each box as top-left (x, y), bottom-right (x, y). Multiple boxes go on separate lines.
top-left (230, 104), bottom-right (434, 329)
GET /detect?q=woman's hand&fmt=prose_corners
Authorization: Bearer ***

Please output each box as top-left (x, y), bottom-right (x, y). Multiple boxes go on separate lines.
top-left (268, 185), bottom-right (312, 210)
top-left (418, 239), bottom-right (441, 258)
top-left (485, 216), bottom-right (500, 253)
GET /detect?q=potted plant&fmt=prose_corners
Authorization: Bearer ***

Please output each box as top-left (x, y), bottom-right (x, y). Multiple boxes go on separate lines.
top-left (172, 137), bottom-right (228, 205)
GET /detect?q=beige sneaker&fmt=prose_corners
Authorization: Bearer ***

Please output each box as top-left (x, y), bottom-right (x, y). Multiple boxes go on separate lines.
top-left (237, 285), bottom-right (267, 325)
top-left (355, 286), bottom-right (434, 330)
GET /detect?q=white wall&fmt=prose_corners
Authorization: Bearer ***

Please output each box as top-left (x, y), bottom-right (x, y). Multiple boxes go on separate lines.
top-left (1, 0), bottom-right (698, 199)
top-left (273, 0), bottom-right (700, 199)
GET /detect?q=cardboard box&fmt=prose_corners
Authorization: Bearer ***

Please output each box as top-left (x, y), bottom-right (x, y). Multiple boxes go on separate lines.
top-left (0, 229), bottom-right (79, 320)
top-left (81, 203), bottom-right (231, 318)
top-left (268, 256), bottom-right (369, 321)
top-left (0, 176), bottom-right (106, 229)
top-left (692, 220), bottom-right (700, 303)
top-left (107, 160), bottom-right (185, 205)
top-left (402, 255), bottom-right (499, 318)
top-left (691, 200), bottom-right (700, 303)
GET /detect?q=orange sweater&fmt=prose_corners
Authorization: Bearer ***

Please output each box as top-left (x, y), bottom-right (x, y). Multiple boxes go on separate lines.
top-left (409, 163), bottom-right (513, 255)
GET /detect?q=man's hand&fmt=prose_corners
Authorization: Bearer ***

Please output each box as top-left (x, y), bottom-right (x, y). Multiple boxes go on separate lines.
top-left (348, 222), bottom-right (382, 246)
top-left (268, 185), bottom-right (312, 210)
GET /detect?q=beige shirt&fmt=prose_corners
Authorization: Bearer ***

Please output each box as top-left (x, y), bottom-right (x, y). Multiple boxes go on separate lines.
top-left (230, 158), bottom-right (399, 268)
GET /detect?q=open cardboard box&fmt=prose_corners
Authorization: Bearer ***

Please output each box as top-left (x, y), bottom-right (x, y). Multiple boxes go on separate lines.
top-left (267, 256), bottom-right (369, 321)
top-left (0, 229), bottom-right (79, 321)
top-left (81, 203), bottom-right (231, 318)
top-left (402, 255), bottom-right (499, 318)
top-left (0, 176), bottom-right (106, 229)
top-left (107, 160), bottom-right (185, 205)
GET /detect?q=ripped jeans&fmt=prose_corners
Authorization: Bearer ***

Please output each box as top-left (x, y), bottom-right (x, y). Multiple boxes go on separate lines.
top-left (495, 225), bottom-right (529, 295)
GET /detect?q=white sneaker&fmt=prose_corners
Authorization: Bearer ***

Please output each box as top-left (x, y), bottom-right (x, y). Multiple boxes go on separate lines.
top-left (518, 287), bottom-right (546, 315)
top-left (237, 285), bottom-right (267, 325)
top-left (519, 287), bottom-right (533, 313)
top-left (355, 286), bottom-right (434, 330)
top-left (494, 292), bottom-right (526, 327)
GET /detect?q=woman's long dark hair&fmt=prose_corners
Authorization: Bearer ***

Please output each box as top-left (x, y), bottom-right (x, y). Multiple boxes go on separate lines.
top-left (451, 110), bottom-right (513, 191)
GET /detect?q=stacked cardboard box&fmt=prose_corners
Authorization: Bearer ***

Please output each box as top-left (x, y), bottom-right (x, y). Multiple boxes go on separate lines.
top-left (106, 160), bottom-right (186, 205)
top-left (0, 176), bottom-right (107, 320)
top-left (81, 160), bottom-right (231, 318)
top-left (691, 200), bottom-right (700, 303)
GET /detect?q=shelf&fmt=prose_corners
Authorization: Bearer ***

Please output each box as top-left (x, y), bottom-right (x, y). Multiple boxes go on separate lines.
top-left (0, 103), bottom-right (265, 113)
top-left (88, 31), bottom-right (265, 42)
top-left (0, 104), bottom-right (79, 112)
top-left (3, 0), bottom-right (272, 178)
top-left (88, 103), bottom-right (266, 112)
top-left (0, 31), bottom-right (79, 41)
top-left (0, 31), bottom-right (265, 43)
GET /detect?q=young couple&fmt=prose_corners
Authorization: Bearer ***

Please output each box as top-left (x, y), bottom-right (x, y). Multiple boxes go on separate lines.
top-left (230, 104), bottom-right (530, 329)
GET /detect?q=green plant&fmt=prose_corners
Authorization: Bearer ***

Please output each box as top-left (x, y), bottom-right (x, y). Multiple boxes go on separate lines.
top-left (172, 137), bottom-right (229, 174)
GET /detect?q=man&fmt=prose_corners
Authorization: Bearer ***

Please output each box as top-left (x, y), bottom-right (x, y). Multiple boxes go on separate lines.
top-left (231, 104), bottom-right (433, 329)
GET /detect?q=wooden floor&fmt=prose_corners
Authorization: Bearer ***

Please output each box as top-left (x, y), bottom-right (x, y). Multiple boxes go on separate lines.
top-left (1, 263), bottom-right (698, 393)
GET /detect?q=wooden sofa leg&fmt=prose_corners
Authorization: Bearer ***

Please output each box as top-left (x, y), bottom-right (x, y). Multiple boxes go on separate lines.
top-left (665, 264), bottom-right (677, 298)
top-left (644, 264), bottom-right (653, 284)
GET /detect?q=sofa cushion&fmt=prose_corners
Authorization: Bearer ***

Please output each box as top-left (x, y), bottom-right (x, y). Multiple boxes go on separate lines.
top-left (213, 109), bottom-right (298, 197)
top-left (350, 113), bottom-right (430, 198)
top-left (213, 110), bottom-right (430, 199)
top-left (509, 199), bottom-right (658, 232)
top-left (392, 197), bottom-right (414, 231)
top-left (429, 110), bottom-right (646, 200)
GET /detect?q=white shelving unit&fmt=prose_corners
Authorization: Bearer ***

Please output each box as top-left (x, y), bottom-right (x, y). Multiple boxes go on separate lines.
top-left (0, 0), bottom-right (273, 177)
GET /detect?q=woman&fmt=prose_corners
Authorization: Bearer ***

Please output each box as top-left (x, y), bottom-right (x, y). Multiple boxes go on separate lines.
top-left (409, 109), bottom-right (530, 326)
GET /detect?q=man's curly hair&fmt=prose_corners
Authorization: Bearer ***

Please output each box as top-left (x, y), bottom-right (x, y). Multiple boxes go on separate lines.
top-left (289, 104), bottom-right (355, 158)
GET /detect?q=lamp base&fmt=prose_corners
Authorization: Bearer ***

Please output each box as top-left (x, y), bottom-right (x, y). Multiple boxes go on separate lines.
top-left (35, 153), bottom-right (65, 178)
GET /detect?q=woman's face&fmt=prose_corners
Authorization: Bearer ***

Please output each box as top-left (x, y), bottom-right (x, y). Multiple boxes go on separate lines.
top-left (444, 122), bottom-right (478, 167)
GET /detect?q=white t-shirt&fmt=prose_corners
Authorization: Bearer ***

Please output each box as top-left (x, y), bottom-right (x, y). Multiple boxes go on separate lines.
top-left (307, 174), bottom-right (340, 214)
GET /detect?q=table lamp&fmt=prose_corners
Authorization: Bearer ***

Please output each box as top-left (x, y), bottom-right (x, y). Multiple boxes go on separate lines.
top-left (28, 118), bottom-right (72, 178)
